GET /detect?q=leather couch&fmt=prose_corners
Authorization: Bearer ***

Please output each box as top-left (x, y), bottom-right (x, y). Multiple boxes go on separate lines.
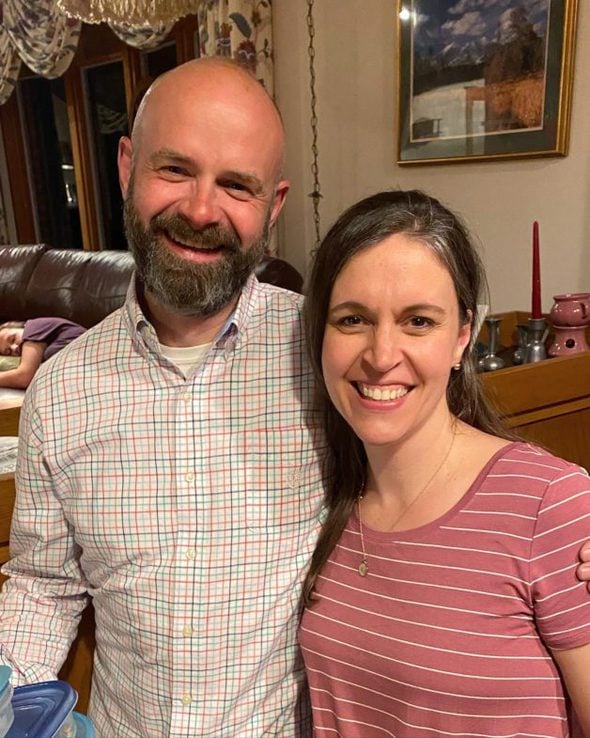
top-left (0, 244), bottom-right (304, 328)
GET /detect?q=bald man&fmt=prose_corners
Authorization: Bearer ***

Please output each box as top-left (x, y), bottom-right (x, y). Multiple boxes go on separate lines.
top-left (0, 59), bottom-right (325, 737)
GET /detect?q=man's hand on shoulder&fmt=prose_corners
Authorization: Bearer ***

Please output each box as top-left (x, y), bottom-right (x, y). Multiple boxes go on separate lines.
top-left (576, 541), bottom-right (590, 591)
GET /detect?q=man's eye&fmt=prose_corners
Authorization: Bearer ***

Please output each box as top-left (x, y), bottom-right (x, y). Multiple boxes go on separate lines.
top-left (161, 165), bottom-right (186, 175)
top-left (223, 181), bottom-right (253, 196)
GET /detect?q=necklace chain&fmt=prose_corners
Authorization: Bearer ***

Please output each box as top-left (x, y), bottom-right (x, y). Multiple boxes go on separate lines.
top-left (357, 431), bottom-right (456, 577)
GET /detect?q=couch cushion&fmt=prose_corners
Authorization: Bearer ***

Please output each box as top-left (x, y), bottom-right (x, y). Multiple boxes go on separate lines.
top-left (23, 249), bottom-right (134, 328)
top-left (0, 244), bottom-right (50, 321)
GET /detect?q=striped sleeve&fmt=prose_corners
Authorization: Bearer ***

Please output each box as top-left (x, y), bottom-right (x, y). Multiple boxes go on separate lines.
top-left (530, 465), bottom-right (590, 650)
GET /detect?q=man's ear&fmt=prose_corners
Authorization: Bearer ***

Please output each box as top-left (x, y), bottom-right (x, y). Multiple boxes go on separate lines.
top-left (118, 136), bottom-right (133, 197)
top-left (269, 179), bottom-right (290, 226)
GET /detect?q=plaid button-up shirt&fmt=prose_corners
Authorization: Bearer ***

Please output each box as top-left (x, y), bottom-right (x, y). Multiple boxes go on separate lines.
top-left (0, 274), bottom-right (326, 737)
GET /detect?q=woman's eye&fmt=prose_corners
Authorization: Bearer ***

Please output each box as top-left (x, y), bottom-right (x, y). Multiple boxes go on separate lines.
top-left (408, 316), bottom-right (434, 329)
top-left (338, 315), bottom-right (364, 327)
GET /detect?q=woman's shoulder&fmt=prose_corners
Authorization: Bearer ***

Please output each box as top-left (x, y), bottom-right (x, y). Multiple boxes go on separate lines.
top-left (458, 424), bottom-right (587, 493)
top-left (497, 440), bottom-right (585, 471)
top-left (479, 439), bottom-right (589, 500)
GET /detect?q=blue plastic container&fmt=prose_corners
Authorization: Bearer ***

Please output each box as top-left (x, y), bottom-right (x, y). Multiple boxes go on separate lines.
top-left (69, 713), bottom-right (94, 738)
top-left (0, 666), bottom-right (13, 737)
top-left (5, 681), bottom-right (82, 738)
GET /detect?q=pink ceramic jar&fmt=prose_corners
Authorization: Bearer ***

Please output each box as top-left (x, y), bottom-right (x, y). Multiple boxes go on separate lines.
top-left (549, 293), bottom-right (590, 327)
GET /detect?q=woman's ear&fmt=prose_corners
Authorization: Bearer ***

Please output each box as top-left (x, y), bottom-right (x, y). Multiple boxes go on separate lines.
top-left (454, 309), bottom-right (473, 364)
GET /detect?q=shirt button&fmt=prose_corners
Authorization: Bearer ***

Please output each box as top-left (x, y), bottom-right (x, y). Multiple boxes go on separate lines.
top-left (185, 472), bottom-right (195, 483)
top-left (181, 694), bottom-right (192, 705)
top-left (182, 394), bottom-right (191, 404)
top-left (185, 549), bottom-right (196, 560)
top-left (182, 625), bottom-right (193, 637)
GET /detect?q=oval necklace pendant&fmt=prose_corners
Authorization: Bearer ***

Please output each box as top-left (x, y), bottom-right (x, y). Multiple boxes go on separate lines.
top-left (358, 560), bottom-right (369, 577)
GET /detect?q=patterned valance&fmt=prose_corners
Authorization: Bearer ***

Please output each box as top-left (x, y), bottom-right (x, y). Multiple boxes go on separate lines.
top-left (0, 0), bottom-right (273, 104)
top-left (0, 1), bottom-right (81, 103)
top-left (198, 0), bottom-right (274, 90)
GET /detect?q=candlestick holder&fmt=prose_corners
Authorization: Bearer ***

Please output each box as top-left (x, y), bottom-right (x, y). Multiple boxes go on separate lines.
top-left (524, 317), bottom-right (548, 363)
top-left (478, 316), bottom-right (505, 372)
top-left (512, 323), bottom-right (528, 366)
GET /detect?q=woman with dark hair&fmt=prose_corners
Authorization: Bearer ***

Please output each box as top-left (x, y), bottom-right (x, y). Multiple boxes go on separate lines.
top-left (299, 189), bottom-right (590, 737)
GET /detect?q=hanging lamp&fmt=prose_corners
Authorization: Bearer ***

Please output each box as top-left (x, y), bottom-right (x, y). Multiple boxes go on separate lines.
top-left (55, 0), bottom-right (197, 26)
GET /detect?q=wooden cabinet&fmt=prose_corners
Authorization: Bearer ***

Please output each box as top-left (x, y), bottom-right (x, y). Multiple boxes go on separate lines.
top-left (479, 312), bottom-right (590, 470)
top-left (482, 352), bottom-right (590, 469)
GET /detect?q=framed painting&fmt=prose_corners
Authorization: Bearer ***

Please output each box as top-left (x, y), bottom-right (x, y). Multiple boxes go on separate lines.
top-left (397, 0), bottom-right (578, 165)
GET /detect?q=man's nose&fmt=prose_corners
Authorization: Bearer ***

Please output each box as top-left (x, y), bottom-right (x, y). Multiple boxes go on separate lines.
top-left (176, 182), bottom-right (221, 229)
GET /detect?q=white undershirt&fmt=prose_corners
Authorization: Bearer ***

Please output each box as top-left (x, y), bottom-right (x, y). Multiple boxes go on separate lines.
top-left (159, 342), bottom-right (213, 375)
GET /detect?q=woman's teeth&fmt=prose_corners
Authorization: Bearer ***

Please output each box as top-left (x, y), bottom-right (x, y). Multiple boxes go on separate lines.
top-left (358, 384), bottom-right (409, 401)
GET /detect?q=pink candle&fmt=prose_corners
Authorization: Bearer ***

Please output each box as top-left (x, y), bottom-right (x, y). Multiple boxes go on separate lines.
top-left (531, 221), bottom-right (542, 319)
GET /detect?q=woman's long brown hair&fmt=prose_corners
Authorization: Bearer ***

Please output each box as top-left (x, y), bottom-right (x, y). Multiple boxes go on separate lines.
top-left (302, 189), bottom-right (517, 605)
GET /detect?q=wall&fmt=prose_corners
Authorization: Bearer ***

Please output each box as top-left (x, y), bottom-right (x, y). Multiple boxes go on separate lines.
top-left (273, 1), bottom-right (590, 313)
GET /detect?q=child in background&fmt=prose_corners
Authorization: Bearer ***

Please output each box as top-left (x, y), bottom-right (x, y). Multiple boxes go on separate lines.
top-left (0, 318), bottom-right (86, 389)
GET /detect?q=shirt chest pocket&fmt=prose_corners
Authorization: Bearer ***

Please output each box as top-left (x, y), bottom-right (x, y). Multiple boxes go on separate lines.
top-left (228, 426), bottom-right (325, 534)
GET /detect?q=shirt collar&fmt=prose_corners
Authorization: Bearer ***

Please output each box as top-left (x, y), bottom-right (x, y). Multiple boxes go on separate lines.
top-left (123, 271), bottom-right (262, 353)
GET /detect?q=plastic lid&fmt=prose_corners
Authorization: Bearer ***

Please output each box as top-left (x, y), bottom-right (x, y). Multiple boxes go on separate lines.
top-left (6, 681), bottom-right (77, 738)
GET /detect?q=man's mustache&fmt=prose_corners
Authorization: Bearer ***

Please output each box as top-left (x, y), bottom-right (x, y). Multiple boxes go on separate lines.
top-left (150, 215), bottom-right (241, 253)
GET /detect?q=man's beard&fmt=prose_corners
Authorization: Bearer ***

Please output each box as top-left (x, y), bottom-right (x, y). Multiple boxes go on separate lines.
top-left (123, 197), bottom-right (269, 317)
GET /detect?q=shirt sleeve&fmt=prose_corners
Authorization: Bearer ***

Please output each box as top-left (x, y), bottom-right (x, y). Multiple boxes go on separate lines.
top-left (531, 464), bottom-right (590, 651)
top-left (22, 318), bottom-right (61, 343)
top-left (0, 382), bottom-right (89, 684)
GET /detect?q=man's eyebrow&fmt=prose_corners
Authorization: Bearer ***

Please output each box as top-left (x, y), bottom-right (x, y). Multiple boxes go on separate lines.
top-left (221, 170), bottom-right (265, 194)
top-left (147, 150), bottom-right (265, 194)
top-left (149, 147), bottom-right (193, 165)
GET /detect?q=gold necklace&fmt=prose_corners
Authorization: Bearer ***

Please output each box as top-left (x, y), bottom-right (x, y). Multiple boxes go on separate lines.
top-left (357, 431), bottom-right (456, 577)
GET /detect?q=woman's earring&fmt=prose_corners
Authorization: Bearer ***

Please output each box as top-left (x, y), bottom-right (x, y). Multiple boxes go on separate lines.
top-left (452, 363), bottom-right (462, 371)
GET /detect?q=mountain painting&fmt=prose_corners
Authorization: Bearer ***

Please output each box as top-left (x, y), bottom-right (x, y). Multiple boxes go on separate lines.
top-left (408, 0), bottom-right (550, 142)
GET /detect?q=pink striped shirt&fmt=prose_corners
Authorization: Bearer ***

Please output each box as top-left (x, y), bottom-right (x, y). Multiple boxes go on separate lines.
top-left (300, 443), bottom-right (590, 738)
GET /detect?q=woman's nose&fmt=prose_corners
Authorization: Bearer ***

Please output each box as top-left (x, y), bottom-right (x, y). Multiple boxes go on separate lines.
top-left (363, 328), bottom-right (402, 372)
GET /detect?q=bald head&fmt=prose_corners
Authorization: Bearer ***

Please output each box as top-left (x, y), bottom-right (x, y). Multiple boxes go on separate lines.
top-left (131, 58), bottom-right (285, 178)
top-left (116, 56), bottom-right (290, 324)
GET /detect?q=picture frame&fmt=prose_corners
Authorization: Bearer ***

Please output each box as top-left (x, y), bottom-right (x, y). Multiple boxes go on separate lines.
top-left (396, 0), bottom-right (579, 165)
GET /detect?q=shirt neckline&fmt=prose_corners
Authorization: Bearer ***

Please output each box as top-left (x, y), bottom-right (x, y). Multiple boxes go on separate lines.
top-left (352, 441), bottom-right (523, 542)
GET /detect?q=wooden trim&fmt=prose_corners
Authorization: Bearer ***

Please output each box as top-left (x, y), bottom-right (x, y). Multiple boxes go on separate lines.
top-left (0, 94), bottom-right (36, 243)
top-left (0, 475), bottom-right (16, 546)
top-left (480, 350), bottom-right (590, 417)
top-left (175, 15), bottom-right (200, 62)
top-left (0, 402), bottom-right (21, 438)
top-left (502, 395), bottom-right (590, 428)
top-left (65, 69), bottom-right (101, 251)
